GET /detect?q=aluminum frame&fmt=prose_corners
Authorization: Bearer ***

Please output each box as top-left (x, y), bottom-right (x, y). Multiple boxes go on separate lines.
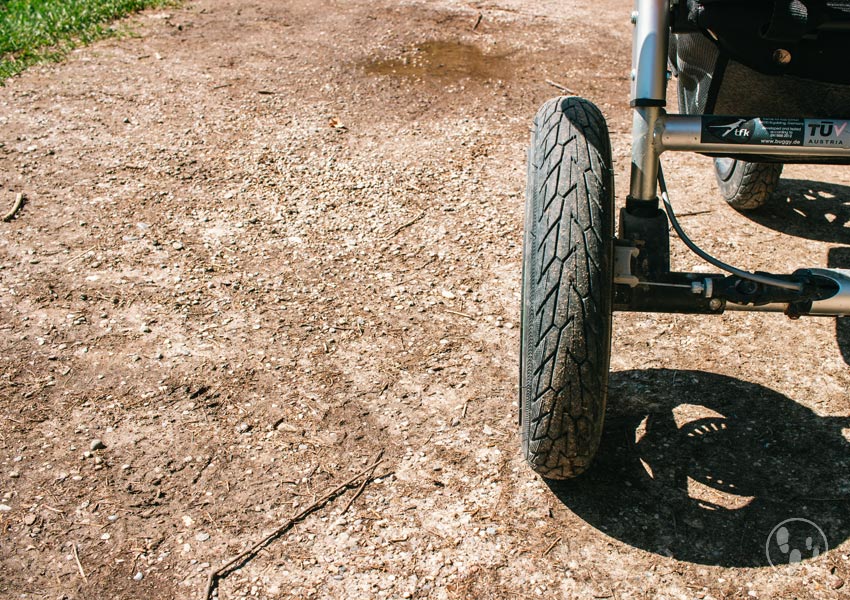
top-left (629, 0), bottom-right (850, 198)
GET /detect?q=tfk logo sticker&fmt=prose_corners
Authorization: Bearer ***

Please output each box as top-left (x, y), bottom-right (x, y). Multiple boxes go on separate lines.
top-left (709, 119), bottom-right (753, 140)
top-left (805, 120), bottom-right (849, 145)
top-left (765, 518), bottom-right (828, 566)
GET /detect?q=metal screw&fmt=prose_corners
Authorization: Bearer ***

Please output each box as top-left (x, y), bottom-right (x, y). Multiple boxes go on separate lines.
top-left (631, 11), bottom-right (639, 24)
top-left (709, 298), bottom-right (722, 311)
top-left (773, 49), bottom-right (792, 65)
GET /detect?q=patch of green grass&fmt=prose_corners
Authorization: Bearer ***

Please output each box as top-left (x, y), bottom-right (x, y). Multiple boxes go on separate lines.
top-left (0, 0), bottom-right (177, 82)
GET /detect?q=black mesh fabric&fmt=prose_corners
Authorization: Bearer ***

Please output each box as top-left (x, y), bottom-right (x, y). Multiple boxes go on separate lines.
top-left (669, 32), bottom-right (720, 115)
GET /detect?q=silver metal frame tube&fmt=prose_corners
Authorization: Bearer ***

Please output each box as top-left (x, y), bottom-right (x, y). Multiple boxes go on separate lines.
top-left (660, 115), bottom-right (850, 157)
top-left (629, 0), bottom-right (670, 201)
top-left (723, 269), bottom-right (850, 316)
top-left (629, 0), bottom-right (670, 200)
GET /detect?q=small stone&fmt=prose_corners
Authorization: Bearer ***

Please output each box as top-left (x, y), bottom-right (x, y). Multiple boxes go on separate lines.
top-left (182, 515), bottom-right (194, 527)
top-left (9, 471), bottom-right (20, 478)
top-left (236, 422), bottom-right (252, 434)
top-left (90, 439), bottom-right (106, 451)
top-left (829, 575), bottom-right (845, 590)
top-left (141, 325), bottom-right (152, 333)
top-left (440, 289), bottom-right (455, 299)
top-left (23, 514), bottom-right (36, 526)
top-left (133, 572), bottom-right (144, 581)
top-left (0, 504), bottom-right (11, 512)
top-left (486, 526), bottom-right (497, 535)
top-left (195, 532), bottom-right (210, 542)
top-left (172, 241), bottom-right (184, 251)
top-left (101, 533), bottom-right (111, 540)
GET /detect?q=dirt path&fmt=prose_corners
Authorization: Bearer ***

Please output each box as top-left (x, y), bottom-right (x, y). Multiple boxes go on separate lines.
top-left (1, 1), bottom-right (848, 598)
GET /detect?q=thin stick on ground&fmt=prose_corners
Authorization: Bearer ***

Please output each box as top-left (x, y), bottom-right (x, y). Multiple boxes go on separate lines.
top-left (542, 536), bottom-right (562, 557)
top-left (341, 450), bottom-right (383, 515)
top-left (445, 309), bottom-right (476, 320)
top-left (385, 210), bottom-right (426, 239)
top-left (202, 452), bottom-right (385, 600)
top-left (545, 79), bottom-right (576, 95)
top-left (3, 193), bottom-right (24, 222)
top-left (72, 543), bottom-right (87, 583)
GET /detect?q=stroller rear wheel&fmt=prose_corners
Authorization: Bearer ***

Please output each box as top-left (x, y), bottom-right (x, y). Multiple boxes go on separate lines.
top-left (520, 96), bottom-right (614, 479)
top-left (713, 158), bottom-right (783, 210)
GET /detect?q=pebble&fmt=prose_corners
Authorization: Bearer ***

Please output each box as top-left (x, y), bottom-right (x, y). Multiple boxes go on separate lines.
top-left (23, 514), bottom-right (36, 526)
top-left (90, 439), bottom-right (106, 451)
top-left (0, 504), bottom-right (11, 512)
top-left (236, 422), bottom-right (252, 434)
top-left (195, 532), bottom-right (210, 542)
top-left (9, 471), bottom-right (19, 478)
top-left (172, 241), bottom-right (184, 250)
top-left (133, 572), bottom-right (144, 581)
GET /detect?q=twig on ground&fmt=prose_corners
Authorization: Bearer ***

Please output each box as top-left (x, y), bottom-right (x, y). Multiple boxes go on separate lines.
top-left (472, 13), bottom-right (483, 30)
top-left (385, 210), bottom-right (426, 239)
top-left (542, 536), bottom-right (561, 557)
top-left (445, 309), bottom-right (476, 320)
top-left (341, 450), bottom-right (383, 514)
top-left (202, 453), bottom-right (385, 600)
top-left (676, 209), bottom-right (712, 218)
top-left (63, 246), bottom-right (97, 267)
top-left (3, 193), bottom-right (24, 222)
top-left (545, 79), bottom-right (576, 95)
top-left (72, 543), bottom-right (87, 583)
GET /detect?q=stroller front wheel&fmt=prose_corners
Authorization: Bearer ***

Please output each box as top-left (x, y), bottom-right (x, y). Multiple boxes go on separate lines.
top-left (520, 96), bottom-right (614, 480)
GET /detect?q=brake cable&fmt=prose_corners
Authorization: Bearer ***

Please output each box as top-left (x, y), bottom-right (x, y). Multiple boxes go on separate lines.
top-left (657, 163), bottom-right (803, 292)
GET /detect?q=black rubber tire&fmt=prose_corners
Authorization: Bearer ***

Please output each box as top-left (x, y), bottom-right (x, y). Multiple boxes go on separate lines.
top-left (519, 96), bottom-right (614, 480)
top-left (713, 158), bottom-right (783, 210)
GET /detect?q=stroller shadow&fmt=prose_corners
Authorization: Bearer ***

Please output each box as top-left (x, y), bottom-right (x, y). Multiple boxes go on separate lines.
top-left (546, 369), bottom-right (850, 567)
top-left (829, 247), bottom-right (850, 365)
top-left (742, 178), bottom-right (850, 243)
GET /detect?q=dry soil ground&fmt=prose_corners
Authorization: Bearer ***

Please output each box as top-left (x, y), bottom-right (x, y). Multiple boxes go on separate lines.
top-left (1, 1), bottom-right (849, 599)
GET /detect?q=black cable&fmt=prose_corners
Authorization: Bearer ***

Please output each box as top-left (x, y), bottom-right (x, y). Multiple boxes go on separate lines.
top-left (657, 164), bottom-right (803, 292)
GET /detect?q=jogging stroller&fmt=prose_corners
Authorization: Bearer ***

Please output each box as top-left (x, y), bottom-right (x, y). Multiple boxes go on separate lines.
top-left (520, 0), bottom-right (850, 479)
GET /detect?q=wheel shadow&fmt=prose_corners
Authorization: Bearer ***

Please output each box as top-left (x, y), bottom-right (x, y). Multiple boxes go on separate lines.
top-left (546, 369), bottom-right (850, 567)
top-left (741, 178), bottom-right (850, 244)
top-left (828, 246), bottom-right (850, 365)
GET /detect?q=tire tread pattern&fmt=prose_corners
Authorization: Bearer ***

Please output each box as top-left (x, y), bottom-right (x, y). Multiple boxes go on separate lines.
top-left (715, 160), bottom-right (783, 210)
top-left (520, 97), bottom-right (614, 479)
